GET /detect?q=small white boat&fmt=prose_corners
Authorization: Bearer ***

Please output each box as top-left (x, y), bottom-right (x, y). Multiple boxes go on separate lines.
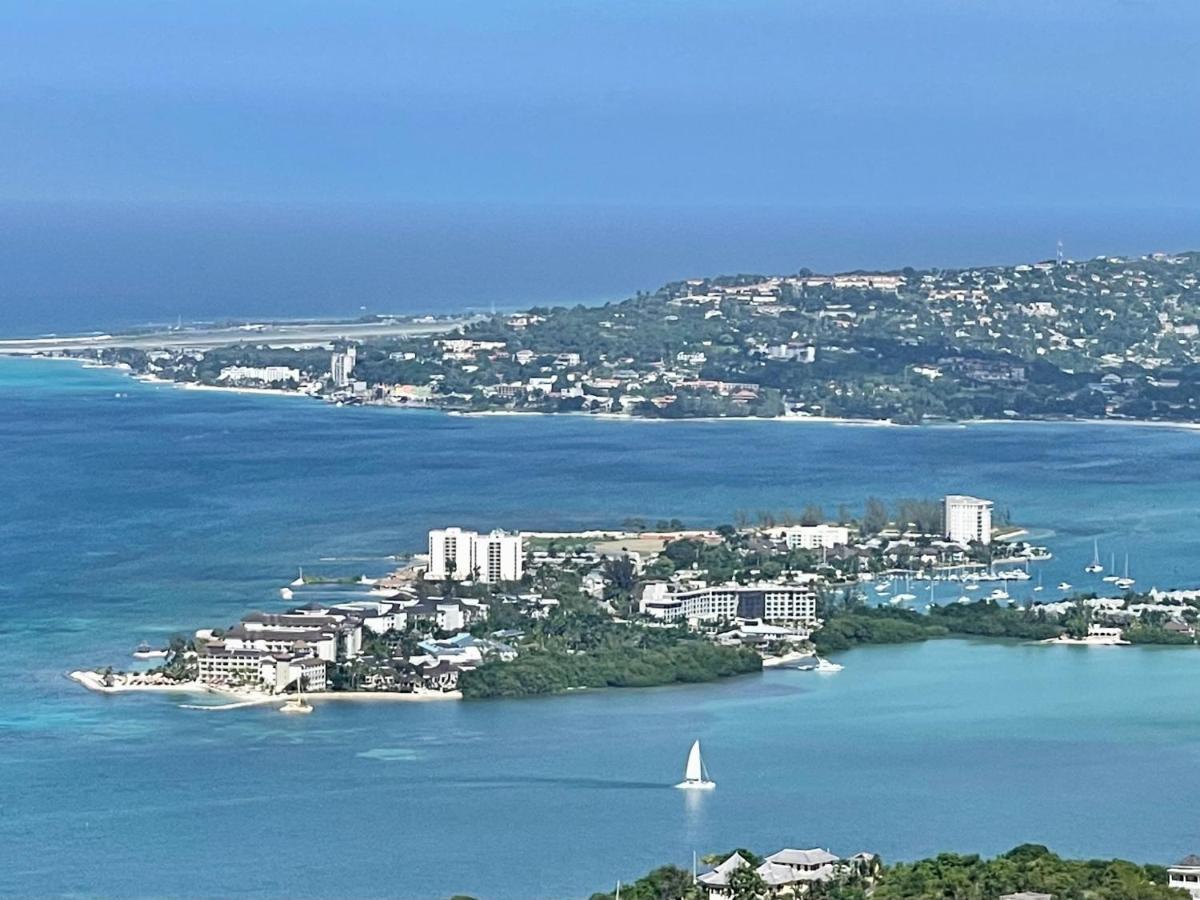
top-left (892, 592), bottom-right (917, 603)
top-left (814, 656), bottom-right (843, 673)
top-left (675, 740), bottom-right (715, 791)
top-left (280, 587), bottom-right (294, 600)
top-left (1057, 582), bottom-right (1072, 591)
top-left (988, 588), bottom-right (1010, 601)
top-left (131, 642), bottom-right (168, 660)
top-left (290, 567), bottom-right (306, 588)
top-left (1085, 539), bottom-right (1104, 574)
top-left (956, 595), bottom-right (972, 604)
top-left (965, 583), bottom-right (980, 591)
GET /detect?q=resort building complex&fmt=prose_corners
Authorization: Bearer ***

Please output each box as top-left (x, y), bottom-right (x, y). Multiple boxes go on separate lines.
top-left (194, 591), bottom-right (493, 694)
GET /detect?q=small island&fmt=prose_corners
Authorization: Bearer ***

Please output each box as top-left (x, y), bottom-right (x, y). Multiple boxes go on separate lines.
top-left (73, 493), bottom-right (1200, 711)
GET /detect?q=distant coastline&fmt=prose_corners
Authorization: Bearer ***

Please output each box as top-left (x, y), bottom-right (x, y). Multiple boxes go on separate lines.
top-left (22, 355), bottom-right (1200, 435)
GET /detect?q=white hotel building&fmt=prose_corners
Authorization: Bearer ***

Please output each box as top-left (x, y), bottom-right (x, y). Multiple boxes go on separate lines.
top-left (640, 580), bottom-right (819, 627)
top-left (427, 527), bottom-right (524, 584)
top-left (942, 494), bottom-right (993, 545)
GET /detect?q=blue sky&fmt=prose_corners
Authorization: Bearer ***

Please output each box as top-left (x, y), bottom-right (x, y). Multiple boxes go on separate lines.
top-left (1, 1), bottom-right (1198, 331)
top-left (3, 0), bottom-right (1198, 208)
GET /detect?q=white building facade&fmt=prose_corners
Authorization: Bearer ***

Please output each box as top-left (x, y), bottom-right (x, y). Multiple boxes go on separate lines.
top-left (1169, 856), bottom-right (1200, 898)
top-left (427, 528), bottom-right (524, 583)
top-left (218, 366), bottom-right (301, 384)
top-left (770, 524), bottom-right (851, 550)
top-left (942, 494), bottom-right (993, 545)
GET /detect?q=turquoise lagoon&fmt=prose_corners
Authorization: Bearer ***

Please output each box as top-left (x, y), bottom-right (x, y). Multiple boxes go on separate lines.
top-left (3, 357), bottom-right (1200, 898)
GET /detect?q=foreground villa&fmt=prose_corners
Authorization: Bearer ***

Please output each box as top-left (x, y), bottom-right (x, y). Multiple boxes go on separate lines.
top-left (697, 847), bottom-right (877, 897)
top-left (1170, 855), bottom-right (1200, 898)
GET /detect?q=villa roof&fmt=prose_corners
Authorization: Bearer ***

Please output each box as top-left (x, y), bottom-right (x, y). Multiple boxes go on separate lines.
top-left (697, 853), bottom-right (750, 886)
top-left (755, 862), bottom-right (800, 886)
top-left (1176, 854), bottom-right (1200, 867)
top-left (767, 848), bottom-right (840, 867)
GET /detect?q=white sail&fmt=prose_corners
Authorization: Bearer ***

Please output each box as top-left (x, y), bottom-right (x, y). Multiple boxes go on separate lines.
top-left (684, 740), bottom-right (703, 782)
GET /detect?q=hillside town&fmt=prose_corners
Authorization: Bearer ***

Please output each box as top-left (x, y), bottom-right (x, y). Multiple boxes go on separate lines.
top-left (46, 250), bottom-right (1200, 424)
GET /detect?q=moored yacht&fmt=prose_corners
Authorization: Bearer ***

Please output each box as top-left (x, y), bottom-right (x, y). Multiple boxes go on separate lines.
top-left (1115, 554), bottom-right (1135, 589)
top-left (1102, 552), bottom-right (1120, 583)
top-left (1085, 539), bottom-right (1104, 574)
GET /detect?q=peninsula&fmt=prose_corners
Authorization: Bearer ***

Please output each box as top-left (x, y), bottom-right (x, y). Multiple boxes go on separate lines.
top-left (20, 250), bottom-right (1200, 425)
top-left (73, 495), bottom-right (1200, 709)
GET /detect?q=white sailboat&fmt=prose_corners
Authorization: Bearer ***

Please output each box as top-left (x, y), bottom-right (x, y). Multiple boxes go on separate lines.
top-left (279, 675), bottom-right (313, 715)
top-left (1085, 539), bottom-right (1104, 574)
top-left (290, 567), bottom-right (306, 588)
top-left (675, 740), bottom-right (715, 791)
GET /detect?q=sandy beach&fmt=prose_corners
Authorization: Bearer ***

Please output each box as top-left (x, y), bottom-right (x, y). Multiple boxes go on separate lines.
top-left (69, 670), bottom-right (462, 709)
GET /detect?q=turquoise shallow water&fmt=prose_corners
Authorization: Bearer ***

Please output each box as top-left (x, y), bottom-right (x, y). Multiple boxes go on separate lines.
top-left (4, 358), bottom-right (1200, 899)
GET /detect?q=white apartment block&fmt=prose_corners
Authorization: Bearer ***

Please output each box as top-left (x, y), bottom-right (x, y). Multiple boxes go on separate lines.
top-left (769, 524), bottom-right (850, 550)
top-left (427, 527), bottom-right (524, 583)
top-left (942, 494), bottom-right (993, 545)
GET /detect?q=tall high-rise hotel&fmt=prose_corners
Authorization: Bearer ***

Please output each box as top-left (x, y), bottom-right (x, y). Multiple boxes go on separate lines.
top-left (331, 345), bottom-right (357, 387)
top-left (427, 527), bottom-right (524, 583)
top-left (942, 494), bottom-right (993, 545)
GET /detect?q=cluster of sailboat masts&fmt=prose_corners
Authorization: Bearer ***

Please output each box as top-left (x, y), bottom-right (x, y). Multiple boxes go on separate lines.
top-left (868, 540), bottom-right (1135, 606)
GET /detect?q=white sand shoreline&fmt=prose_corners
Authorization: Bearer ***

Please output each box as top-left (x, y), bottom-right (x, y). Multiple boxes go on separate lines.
top-left (69, 670), bottom-right (461, 708)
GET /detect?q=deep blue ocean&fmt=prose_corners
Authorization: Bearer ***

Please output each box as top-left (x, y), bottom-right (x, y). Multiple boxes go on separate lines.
top-left (1, 204), bottom-right (1199, 336)
top-left (4, 357), bottom-right (1200, 899)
